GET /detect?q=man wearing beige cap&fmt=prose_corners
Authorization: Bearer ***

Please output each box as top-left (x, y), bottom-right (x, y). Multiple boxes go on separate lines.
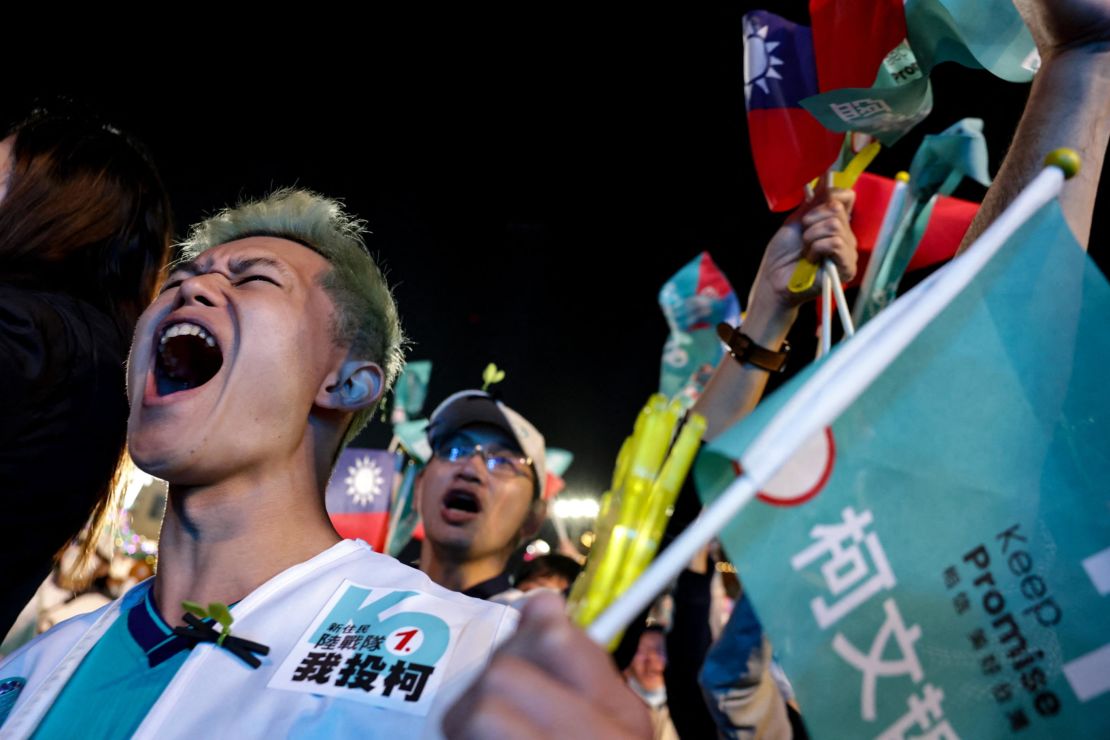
top-left (416, 391), bottom-right (548, 600)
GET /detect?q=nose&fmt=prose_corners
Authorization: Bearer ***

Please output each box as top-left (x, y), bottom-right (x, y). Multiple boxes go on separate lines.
top-left (175, 272), bottom-right (226, 309)
top-left (457, 458), bottom-right (486, 483)
top-left (443, 451), bottom-right (488, 484)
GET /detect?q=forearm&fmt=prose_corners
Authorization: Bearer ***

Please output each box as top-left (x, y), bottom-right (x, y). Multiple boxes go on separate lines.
top-left (961, 44), bottom-right (1110, 251)
top-left (693, 287), bottom-right (798, 442)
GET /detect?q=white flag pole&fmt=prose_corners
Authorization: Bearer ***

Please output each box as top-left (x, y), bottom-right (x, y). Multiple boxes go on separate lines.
top-left (852, 174), bottom-right (910, 325)
top-left (825, 261), bottom-right (855, 338)
top-left (588, 155), bottom-right (1074, 646)
top-left (818, 267), bottom-right (832, 357)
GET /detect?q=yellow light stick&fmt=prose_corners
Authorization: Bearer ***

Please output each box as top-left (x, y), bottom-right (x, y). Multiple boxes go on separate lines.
top-left (568, 397), bottom-right (661, 622)
top-left (574, 397), bottom-right (678, 627)
top-left (588, 395), bottom-right (664, 575)
top-left (613, 411), bottom-right (707, 600)
top-left (787, 141), bottom-right (882, 293)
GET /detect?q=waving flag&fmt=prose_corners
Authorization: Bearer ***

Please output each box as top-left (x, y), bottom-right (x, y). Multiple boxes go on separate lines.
top-left (849, 172), bottom-right (978, 282)
top-left (695, 194), bottom-right (1110, 736)
top-left (905, 0), bottom-right (1038, 82)
top-left (809, 0), bottom-right (907, 93)
top-left (742, 10), bottom-right (843, 211)
top-left (855, 118), bottom-right (992, 324)
top-left (659, 252), bottom-right (741, 406)
top-left (326, 448), bottom-right (396, 552)
top-left (802, 0), bottom-right (1036, 146)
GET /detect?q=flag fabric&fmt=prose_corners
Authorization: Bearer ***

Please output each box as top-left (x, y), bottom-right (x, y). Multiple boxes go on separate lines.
top-left (384, 457), bottom-right (421, 557)
top-left (326, 448), bottom-right (397, 552)
top-left (659, 252), bottom-right (741, 405)
top-left (695, 199), bottom-right (1110, 737)
top-left (908, 117), bottom-right (991, 198)
top-left (855, 117), bottom-right (991, 324)
top-left (809, 0), bottom-right (907, 94)
top-left (544, 448), bottom-right (575, 500)
top-left (849, 172), bottom-right (978, 283)
top-left (742, 10), bottom-right (844, 211)
top-left (801, 0), bottom-right (1036, 146)
top-left (390, 360), bottom-right (432, 424)
top-left (800, 63), bottom-right (933, 146)
top-left (905, 0), bottom-right (1038, 83)
top-left (804, 0), bottom-right (931, 146)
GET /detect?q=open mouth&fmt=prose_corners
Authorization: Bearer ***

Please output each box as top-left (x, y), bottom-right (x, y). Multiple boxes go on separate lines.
top-left (154, 321), bottom-right (223, 396)
top-left (443, 489), bottom-right (482, 514)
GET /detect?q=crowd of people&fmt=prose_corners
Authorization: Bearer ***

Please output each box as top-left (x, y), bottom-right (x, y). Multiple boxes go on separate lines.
top-left (1, 0), bottom-right (1108, 736)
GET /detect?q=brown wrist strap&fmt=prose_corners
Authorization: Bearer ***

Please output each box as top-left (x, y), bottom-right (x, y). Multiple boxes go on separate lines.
top-left (716, 322), bottom-right (790, 373)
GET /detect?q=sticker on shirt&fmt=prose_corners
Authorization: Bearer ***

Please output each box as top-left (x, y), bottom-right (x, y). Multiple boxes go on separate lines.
top-left (268, 581), bottom-right (469, 715)
top-left (0, 677), bottom-right (26, 725)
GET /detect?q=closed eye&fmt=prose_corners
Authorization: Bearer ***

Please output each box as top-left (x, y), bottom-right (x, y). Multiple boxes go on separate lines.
top-left (235, 274), bottom-right (281, 287)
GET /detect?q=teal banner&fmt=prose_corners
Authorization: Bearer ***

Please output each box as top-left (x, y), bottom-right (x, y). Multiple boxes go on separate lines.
top-left (696, 200), bottom-right (1110, 737)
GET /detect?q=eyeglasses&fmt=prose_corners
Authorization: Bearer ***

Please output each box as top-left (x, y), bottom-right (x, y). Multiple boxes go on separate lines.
top-left (433, 442), bottom-right (533, 480)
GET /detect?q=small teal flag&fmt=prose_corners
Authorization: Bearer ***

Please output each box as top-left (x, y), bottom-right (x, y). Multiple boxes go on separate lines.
top-left (856, 117), bottom-right (992, 326)
top-left (391, 360), bottom-right (432, 424)
top-left (659, 252), bottom-right (740, 407)
top-left (696, 200), bottom-right (1110, 737)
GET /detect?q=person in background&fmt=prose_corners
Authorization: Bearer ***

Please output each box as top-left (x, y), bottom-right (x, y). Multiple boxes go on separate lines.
top-left (514, 554), bottom-right (581, 594)
top-left (0, 106), bottom-right (173, 637)
top-left (624, 625), bottom-right (680, 740)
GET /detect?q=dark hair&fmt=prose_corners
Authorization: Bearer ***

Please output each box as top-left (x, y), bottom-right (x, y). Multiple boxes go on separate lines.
top-left (0, 108), bottom-right (173, 337)
top-left (514, 554), bottom-right (582, 588)
top-left (0, 107), bottom-right (173, 584)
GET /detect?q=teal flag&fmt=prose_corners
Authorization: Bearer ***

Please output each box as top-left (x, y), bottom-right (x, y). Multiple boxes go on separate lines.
top-left (384, 417), bottom-right (431, 556)
top-left (391, 360), bottom-right (432, 424)
top-left (802, 0), bottom-right (1036, 145)
top-left (392, 418), bottom-right (431, 464)
top-left (856, 118), bottom-right (991, 326)
top-left (906, 0), bottom-right (1037, 83)
top-left (696, 200), bottom-right (1110, 737)
top-left (802, 41), bottom-right (933, 146)
top-left (385, 459), bottom-right (421, 557)
top-left (546, 448), bottom-right (574, 478)
top-left (909, 117), bottom-right (991, 198)
top-left (659, 252), bottom-right (740, 407)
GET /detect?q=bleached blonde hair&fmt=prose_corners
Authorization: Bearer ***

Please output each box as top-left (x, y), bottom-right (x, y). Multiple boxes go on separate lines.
top-left (177, 188), bottom-right (405, 449)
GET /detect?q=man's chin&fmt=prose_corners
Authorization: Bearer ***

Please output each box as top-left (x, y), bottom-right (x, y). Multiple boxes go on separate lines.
top-left (128, 438), bottom-right (201, 484)
top-left (425, 522), bottom-right (479, 554)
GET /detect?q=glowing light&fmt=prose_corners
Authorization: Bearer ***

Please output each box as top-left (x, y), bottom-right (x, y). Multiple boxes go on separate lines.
top-left (526, 539), bottom-right (552, 556)
top-left (553, 497), bottom-right (600, 520)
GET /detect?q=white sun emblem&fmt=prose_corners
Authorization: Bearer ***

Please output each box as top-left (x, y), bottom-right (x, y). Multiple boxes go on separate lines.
top-left (744, 19), bottom-right (784, 104)
top-left (344, 455), bottom-right (385, 507)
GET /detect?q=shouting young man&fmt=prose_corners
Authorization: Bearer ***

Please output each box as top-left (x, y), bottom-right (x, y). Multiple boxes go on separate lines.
top-left (0, 190), bottom-right (518, 737)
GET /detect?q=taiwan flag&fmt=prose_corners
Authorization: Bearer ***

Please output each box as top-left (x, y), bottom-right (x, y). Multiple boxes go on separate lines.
top-left (326, 448), bottom-right (396, 552)
top-left (742, 10), bottom-right (843, 211)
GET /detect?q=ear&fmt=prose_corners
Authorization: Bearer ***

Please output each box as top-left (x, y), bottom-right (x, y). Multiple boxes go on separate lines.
top-left (518, 499), bottom-right (547, 543)
top-left (316, 360), bottom-right (385, 412)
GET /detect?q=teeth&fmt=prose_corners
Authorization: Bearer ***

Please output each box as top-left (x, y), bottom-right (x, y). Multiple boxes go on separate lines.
top-left (159, 322), bottom-right (214, 345)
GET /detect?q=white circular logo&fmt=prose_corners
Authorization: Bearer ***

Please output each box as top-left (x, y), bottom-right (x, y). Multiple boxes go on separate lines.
top-left (733, 428), bottom-right (836, 507)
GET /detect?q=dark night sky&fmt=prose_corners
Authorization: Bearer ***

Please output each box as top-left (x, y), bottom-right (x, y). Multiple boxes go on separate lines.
top-left (8, 5), bottom-right (1108, 503)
